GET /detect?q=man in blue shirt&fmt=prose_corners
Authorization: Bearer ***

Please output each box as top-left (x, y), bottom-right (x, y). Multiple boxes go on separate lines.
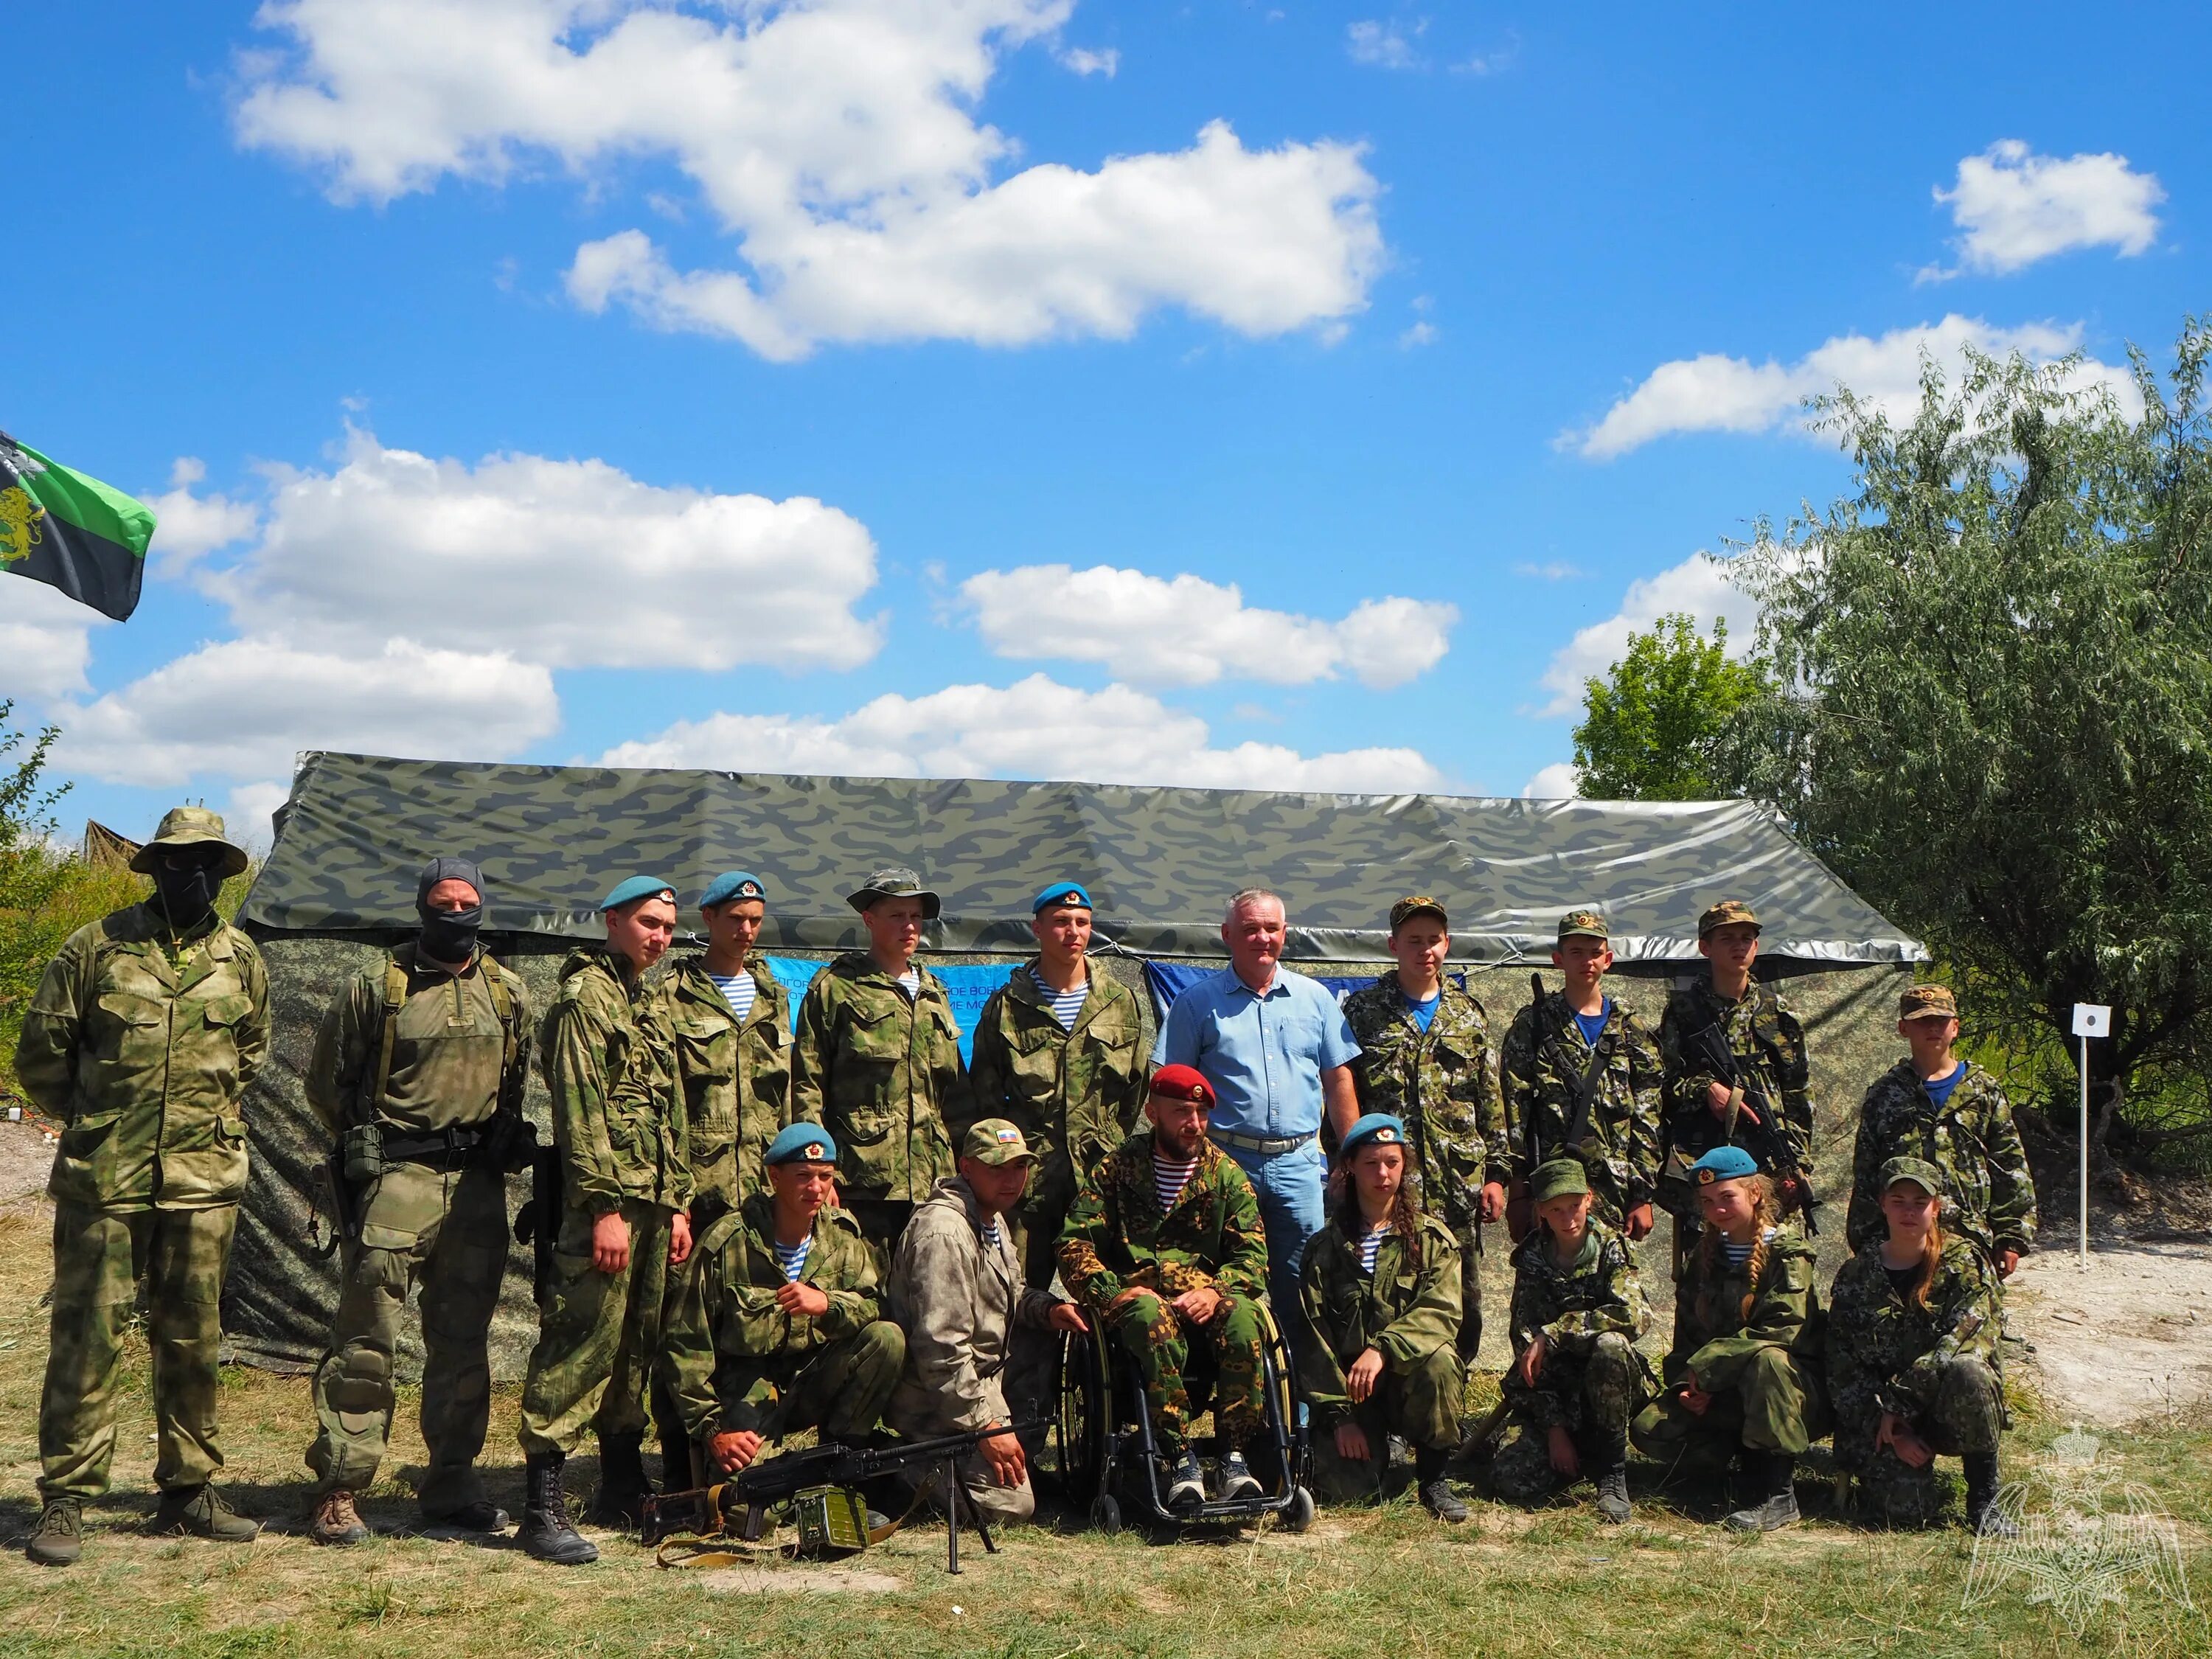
top-left (1152, 888), bottom-right (1360, 1335)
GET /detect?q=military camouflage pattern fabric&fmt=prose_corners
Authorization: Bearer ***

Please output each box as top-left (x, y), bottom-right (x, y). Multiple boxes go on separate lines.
top-left (791, 953), bottom-right (964, 1208)
top-left (636, 952), bottom-right (791, 1211)
top-left (240, 754), bottom-right (1924, 965)
top-left (305, 944), bottom-right (529, 1138)
top-left (15, 902), bottom-right (269, 1211)
top-left (1828, 1234), bottom-right (2003, 1522)
top-left (1495, 1218), bottom-right (1654, 1498)
top-left (1656, 978), bottom-right (1816, 1207)
top-left (1102, 1285), bottom-right (1268, 1455)
top-left (517, 1197), bottom-right (672, 1456)
top-left (1298, 1212), bottom-right (1464, 1451)
top-left (1341, 973), bottom-right (1508, 1229)
top-left (964, 959), bottom-right (1147, 1286)
top-left (1846, 1062), bottom-right (2037, 1259)
top-left (540, 947), bottom-right (689, 1215)
top-left (661, 1193), bottom-right (901, 1444)
top-left (39, 1202), bottom-right (237, 1500)
top-left (1500, 988), bottom-right (1663, 1225)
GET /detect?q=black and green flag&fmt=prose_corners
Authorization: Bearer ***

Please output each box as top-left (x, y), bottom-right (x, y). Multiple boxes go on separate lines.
top-left (0, 431), bottom-right (156, 620)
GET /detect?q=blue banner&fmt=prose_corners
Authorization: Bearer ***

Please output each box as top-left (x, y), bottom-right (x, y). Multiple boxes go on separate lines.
top-left (760, 956), bottom-right (1015, 1064)
top-left (1140, 961), bottom-right (1387, 1028)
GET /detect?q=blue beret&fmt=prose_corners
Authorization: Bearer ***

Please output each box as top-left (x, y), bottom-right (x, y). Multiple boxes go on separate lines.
top-left (700, 870), bottom-right (768, 909)
top-left (1032, 880), bottom-right (1093, 914)
top-left (600, 874), bottom-right (677, 912)
top-left (1340, 1113), bottom-right (1408, 1159)
top-left (1691, 1145), bottom-right (1762, 1185)
top-left (766, 1123), bottom-right (838, 1166)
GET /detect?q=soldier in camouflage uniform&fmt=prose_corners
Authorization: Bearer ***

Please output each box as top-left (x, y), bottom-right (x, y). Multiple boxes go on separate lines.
top-left (1492, 1159), bottom-right (1653, 1523)
top-left (790, 867), bottom-right (967, 1248)
top-left (1829, 1158), bottom-right (2009, 1532)
top-left (1340, 896), bottom-right (1506, 1361)
top-left (515, 876), bottom-right (692, 1565)
top-left (1500, 909), bottom-right (1663, 1242)
top-left (1060, 1065), bottom-right (1274, 1508)
top-left (1632, 1147), bottom-right (1827, 1532)
top-left (13, 807), bottom-right (268, 1566)
top-left (302, 857), bottom-right (533, 1545)
top-left (1847, 984), bottom-right (2036, 1277)
top-left (1299, 1114), bottom-right (1467, 1521)
top-left (662, 1124), bottom-right (905, 1477)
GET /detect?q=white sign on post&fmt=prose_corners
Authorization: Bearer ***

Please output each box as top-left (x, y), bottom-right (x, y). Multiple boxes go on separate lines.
top-left (2072, 1004), bottom-right (2112, 1266)
top-left (2073, 1004), bottom-right (2112, 1037)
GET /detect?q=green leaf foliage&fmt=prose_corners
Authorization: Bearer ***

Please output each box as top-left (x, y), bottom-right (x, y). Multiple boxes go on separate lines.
top-left (1572, 611), bottom-right (1770, 800)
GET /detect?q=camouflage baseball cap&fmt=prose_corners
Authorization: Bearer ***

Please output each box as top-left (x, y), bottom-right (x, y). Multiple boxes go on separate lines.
top-left (1529, 1158), bottom-right (1590, 1204)
top-left (1877, 1155), bottom-right (1947, 1197)
top-left (1697, 899), bottom-right (1761, 936)
top-left (959, 1119), bottom-right (1035, 1166)
top-left (846, 866), bottom-right (942, 920)
top-left (1557, 908), bottom-right (1609, 942)
top-left (131, 805), bottom-right (249, 880)
top-left (1899, 984), bottom-right (1958, 1022)
top-left (1389, 894), bottom-right (1448, 929)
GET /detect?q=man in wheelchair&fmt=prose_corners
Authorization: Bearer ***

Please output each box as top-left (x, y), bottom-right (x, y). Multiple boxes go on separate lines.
top-left (1058, 1065), bottom-right (1273, 1511)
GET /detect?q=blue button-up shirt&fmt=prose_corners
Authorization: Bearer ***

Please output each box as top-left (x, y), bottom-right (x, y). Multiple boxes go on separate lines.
top-left (1151, 966), bottom-right (1361, 1140)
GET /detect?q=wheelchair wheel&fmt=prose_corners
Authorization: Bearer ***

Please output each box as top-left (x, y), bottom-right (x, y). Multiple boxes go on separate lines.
top-left (1054, 1321), bottom-right (1113, 1503)
top-left (1282, 1486), bottom-right (1315, 1534)
top-left (1091, 1494), bottom-right (1122, 1536)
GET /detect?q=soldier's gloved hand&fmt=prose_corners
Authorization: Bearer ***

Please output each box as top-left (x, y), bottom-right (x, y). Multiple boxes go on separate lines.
top-left (1478, 1181), bottom-right (1507, 1224)
top-left (711, 1430), bottom-right (764, 1474)
top-left (1625, 1202), bottom-right (1655, 1242)
top-left (591, 1211), bottom-right (632, 1274)
top-left (774, 1280), bottom-right (831, 1318)
top-left (667, 1211), bottom-right (693, 1267)
top-left (1334, 1421), bottom-right (1372, 1463)
top-left (1047, 1302), bottom-right (1089, 1335)
top-left (1346, 1346), bottom-right (1385, 1405)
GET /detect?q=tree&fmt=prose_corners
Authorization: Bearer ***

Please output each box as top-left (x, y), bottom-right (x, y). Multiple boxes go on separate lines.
top-left (1728, 319), bottom-right (2212, 1150)
top-left (1572, 611), bottom-right (1770, 799)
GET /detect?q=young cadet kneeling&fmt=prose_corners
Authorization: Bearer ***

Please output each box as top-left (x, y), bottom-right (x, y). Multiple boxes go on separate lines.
top-left (661, 1125), bottom-right (906, 1488)
top-left (1299, 1114), bottom-right (1468, 1522)
top-left (1632, 1147), bottom-right (1827, 1532)
top-left (1829, 1158), bottom-right (2012, 1534)
top-left (1493, 1158), bottom-right (1653, 1523)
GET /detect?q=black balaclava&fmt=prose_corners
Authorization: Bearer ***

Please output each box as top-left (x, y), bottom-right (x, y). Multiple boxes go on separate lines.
top-left (417, 856), bottom-right (487, 963)
top-left (149, 852), bottom-right (222, 931)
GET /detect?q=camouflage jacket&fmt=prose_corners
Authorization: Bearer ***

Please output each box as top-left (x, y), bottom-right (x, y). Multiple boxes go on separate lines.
top-left (631, 952), bottom-right (790, 1211)
top-left (1498, 988), bottom-right (1663, 1222)
top-left (1341, 973), bottom-right (1508, 1228)
top-left (1663, 1224), bottom-right (1824, 1391)
top-left (963, 959), bottom-right (1147, 1183)
top-left (1505, 1219), bottom-right (1653, 1422)
top-left (1057, 1130), bottom-right (1270, 1309)
top-left (305, 943), bottom-right (531, 1138)
top-left (790, 953), bottom-right (965, 1204)
top-left (1298, 1211), bottom-right (1462, 1426)
top-left (661, 1191), bottom-right (885, 1440)
top-left (1826, 1235), bottom-right (2000, 1467)
top-left (541, 948), bottom-right (689, 1216)
top-left (1847, 1060), bottom-right (2037, 1258)
top-left (15, 903), bottom-right (269, 1211)
top-left (1656, 978), bottom-right (1815, 1206)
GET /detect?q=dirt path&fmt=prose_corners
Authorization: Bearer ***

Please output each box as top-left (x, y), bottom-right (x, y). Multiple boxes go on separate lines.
top-left (0, 1115), bottom-right (53, 1207)
top-left (2008, 1241), bottom-right (2212, 1426)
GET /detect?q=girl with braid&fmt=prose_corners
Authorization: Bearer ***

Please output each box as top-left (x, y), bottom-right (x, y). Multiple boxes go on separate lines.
top-left (1632, 1147), bottom-right (1826, 1531)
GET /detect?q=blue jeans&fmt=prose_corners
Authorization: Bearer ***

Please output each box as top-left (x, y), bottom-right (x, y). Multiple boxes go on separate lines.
top-left (1218, 1137), bottom-right (1326, 1349)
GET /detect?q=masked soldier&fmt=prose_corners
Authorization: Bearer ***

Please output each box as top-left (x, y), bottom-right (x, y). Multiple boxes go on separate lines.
top-left (302, 856), bottom-right (534, 1545)
top-left (15, 807), bottom-right (267, 1567)
top-left (790, 867), bottom-right (968, 1248)
top-left (515, 876), bottom-right (692, 1565)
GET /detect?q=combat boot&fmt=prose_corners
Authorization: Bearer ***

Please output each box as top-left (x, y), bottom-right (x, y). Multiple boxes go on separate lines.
top-left (151, 1485), bottom-right (260, 1543)
top-left (421, 1499), bottom-right (509, 1534)
top-left (518, 1451), bottom-right (599, 1565)
top-left (25, 1498), bottom-right (83, 1567)
top-left (1722, 1453), bottom-right (1800, 1533)
top-left (1590, 1440), bottom-right (1632, 1524)
top-left (1415, 1447), bottom-right (1469, 1524)
top-left (588, 1433), bottom-right (653, 1529)
top-left (1964, 1452), bottom-right (2018, 1539)
top-left (308, 1489), bottom-right (369, 1546)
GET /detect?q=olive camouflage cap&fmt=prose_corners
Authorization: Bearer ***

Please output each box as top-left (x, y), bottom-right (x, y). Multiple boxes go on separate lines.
top-left (959, 1119), bottom-right (1036, 1166)
top-left (1557, 908), bottom-right (1609, 942)
top-left (1878, 1155), bottom-right (1947, 1197)
top-left (846, 866), bottom-right (942, 919)
top-left (1388, 894), bottom-right (1448, 930)
top-left (1529, 1158), bottom-right (1590, 1204)
top-left (1899, 984), bottom-right (1958, 1022)
top-left (131, 805), bottom-right (249, 880)
top-left (1697, 899), bottom-right (1761, 936)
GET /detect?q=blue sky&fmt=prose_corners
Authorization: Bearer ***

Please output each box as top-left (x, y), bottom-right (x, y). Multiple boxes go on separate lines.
top-left (3, 1), bottom-right (2201, 849)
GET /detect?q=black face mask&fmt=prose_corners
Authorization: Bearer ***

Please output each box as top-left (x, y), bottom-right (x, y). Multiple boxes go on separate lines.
top-left (419, 902), bottom-right (484, 964)
top-left (150, 863), bottom-right (220, 929)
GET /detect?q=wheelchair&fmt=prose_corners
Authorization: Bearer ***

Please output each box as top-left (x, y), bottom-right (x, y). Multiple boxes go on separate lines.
top-left (1053, 1295), bottom-right (1313, 1534)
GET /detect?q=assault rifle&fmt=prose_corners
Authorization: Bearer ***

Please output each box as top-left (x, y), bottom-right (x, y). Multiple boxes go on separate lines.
top-left (512, 1144), bottom-right (561, 1306)
top-left (1680, 1012), bottom-right (1820, 1234)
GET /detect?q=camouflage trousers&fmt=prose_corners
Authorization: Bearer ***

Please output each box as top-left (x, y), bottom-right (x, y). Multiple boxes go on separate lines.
top-left (1845, 1357), bottom-right (2005, 1526)
top-left (1452, 1222), bottom-right (1484, 1362)
top-left (518, 1198), bottom-right (672, 1458)
top-left (1107, 1290), bottom-right (1267, 1456)
top-left (893, 1379), bottom-right (1035, 1526)
top-left (306, 1162), bottom-right (509, 1509)
top-left (1632, 1347), bottom-right (1829, 1477)
top-left (39, 1201), bottom-right (237, 1501)
top-left (1310, 1344), bottom-right (1465, 1501)
top-left (709, 1321), bottom-right (907, 1446)
top-left (1492, 1332), bottom-right (1647, 1503)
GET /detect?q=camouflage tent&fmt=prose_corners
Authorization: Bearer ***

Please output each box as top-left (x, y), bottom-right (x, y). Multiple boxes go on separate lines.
top-left (226, 751), bottom-right (1926, 1375)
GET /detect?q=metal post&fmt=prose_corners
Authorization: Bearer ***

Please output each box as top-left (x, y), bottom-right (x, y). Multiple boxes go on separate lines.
top-left (945, 1453), bottom-right (961, 1574)
top-left (2079, 1034), bottom-right (2090, 1267)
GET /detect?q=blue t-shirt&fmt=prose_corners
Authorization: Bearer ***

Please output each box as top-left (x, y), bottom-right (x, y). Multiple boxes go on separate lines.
top-left (1573, 998), bottom-right (1612, 1050)
top-left (1152, 966), bottom-right (1363, 1140)
top-left (1923, 1062), bottom-right (1967, 1109)
top-left (1401, 990), bottom-right (1441, 1034)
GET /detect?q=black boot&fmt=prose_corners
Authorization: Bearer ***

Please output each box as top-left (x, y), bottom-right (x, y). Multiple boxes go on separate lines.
top-left (658, 1428), bottom-right (698, 1492)
top-left (1591, 1438), bottom-right (1632, 1524)
top-left (1723, 1451), bottom-right (1800, 1532)
top-left (588, 1433), bottom-right (653, 1529)
top-left (519, 1452), bottom-right (599, 1565)
top-left (1964, 1452), bottom-right (2017, 1538)
top-left (1415, 1444), bottom-right (1468, 1523)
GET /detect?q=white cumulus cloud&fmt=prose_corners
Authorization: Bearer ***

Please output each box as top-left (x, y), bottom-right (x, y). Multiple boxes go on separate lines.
top-left (145, 459), bottom-right (260, 569)
top-left (957, 564), bottom-right (1455, 689)
top-left (602, 672), bottom-right (1444, 793)
top-left (226, 780), bottom-right (296, 852)
top-left (1534, 552), bottom-right (1757, 718)
top-left (1520, 761), bottom-right (1578, 799)
top-left (0, 580), bottom-right (106, 701)
top-left (1060, 46), bottom-right (1117, 76)
top-left (1347, 19), bottom-right (1425, 69)
top-left (1925, 140), bottom-right (2165, 279)
top-left (210, 429), bottom-right (883, 672)
top-left (235, 0), bottom-right (1382, 359)
top-left (1568, 314), bottom-right (2140, 459)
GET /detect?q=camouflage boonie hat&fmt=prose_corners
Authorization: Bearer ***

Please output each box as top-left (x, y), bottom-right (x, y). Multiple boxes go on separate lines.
top-left (846, 866), bottom-right (942, 920)
top-left (1529, 1158), bottom-right (1590, 1204)
top-left (1878, 1155), bottom-right (1947, 1197)
top-left (1899, 984), bottom-right (1958, 1022)
top-left (1388, 894), bottom-right (1448, 930)
top-left (1557, 908), bottom-right (1609, 942)
top-left (131, 805), bottom-right (249, 880)
top-left (1697, 899), bottom-right (1761, 937)
top-left (959, 1119), bottom-right (1035, 1166)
